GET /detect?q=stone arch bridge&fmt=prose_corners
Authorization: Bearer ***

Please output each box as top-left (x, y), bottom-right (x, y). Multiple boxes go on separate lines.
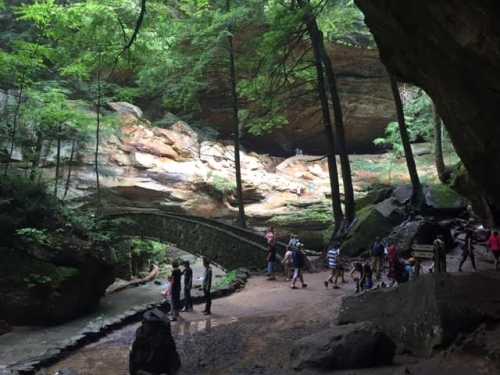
top-left (103, 208), bottom-right (288, 271)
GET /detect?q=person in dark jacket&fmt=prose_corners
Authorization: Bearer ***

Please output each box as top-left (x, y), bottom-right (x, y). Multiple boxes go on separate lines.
top-left (202, 257), bottom-right (213, 315)
top-left (459, 227), bottom-right (477, 272)
top-left (290, 241), bottom-right (307, 289)
top-left (170, 261), bottom-right (182, 321)
top-left (182, 261), bottom-right (193, 312)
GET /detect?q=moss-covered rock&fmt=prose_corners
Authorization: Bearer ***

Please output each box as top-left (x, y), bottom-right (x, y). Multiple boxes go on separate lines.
top-left (355, 187), bottom-right (394, 212)
top-left (341, 203), bottom-right (401, 257)
top-left (424, 184), bottom-right (466, 213)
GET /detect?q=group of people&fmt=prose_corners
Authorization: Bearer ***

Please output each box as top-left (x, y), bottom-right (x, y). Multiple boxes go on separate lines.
top-left (162, 256), bottom-right (212, 321)
top-left (266, 228), bottom-right (308, 289)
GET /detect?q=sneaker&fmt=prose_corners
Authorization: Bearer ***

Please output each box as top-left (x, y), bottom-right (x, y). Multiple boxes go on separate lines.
top-left (324, 281), bottom-right (328, 289)
top-left (333, 285), bottom-right (340, 289)
top-left (291, 285), bottom-right (298, 289)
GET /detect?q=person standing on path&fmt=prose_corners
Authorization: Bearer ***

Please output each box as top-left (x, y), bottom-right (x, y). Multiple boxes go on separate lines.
top-left (487, 231), bottom-right (500, 270)
top-left (265, 227), bottom-right (277, 280)
top-left (290, 238), bottom-right (307, 289)
top-left (202, 257), bottom-right (213, 315)
top-left (433, 235), bottom-right (447, 273)
top-left (182, 261), bottom-right (193, 312)
top-left (459, 227), bottom-right (477, 272)
top-left (324, 243), bottom-right (341, 289)
top-left (371, 237), bottom-right (385, 280)
top-left (170, 261), bottom-right (182, 321)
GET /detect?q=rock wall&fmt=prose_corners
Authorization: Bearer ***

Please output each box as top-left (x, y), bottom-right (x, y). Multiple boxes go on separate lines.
top-left (354, 0), bottom-right (500, 220)
top-left (198, 44), bottom-right (395, 155)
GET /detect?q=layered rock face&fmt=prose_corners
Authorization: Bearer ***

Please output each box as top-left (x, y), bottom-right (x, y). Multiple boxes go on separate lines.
top-left (199, 44), bottom-right (395, 155)
top-left (355, 0), bottom-right (500, 219)
top-left (63, 103), bottom-right (336, 249)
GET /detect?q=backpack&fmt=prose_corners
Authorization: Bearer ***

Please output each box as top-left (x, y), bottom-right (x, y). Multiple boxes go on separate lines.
top-left (372, 242), bottom-right (384, 256)
top-left (289, 238), bottom-right (300, 252)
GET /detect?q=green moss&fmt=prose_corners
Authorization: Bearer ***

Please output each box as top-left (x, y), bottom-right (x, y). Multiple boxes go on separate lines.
top-left (425, 184), bottom-right (463, 208)
top-left (268, 203), bottom-right (332, 228)
top-left (341, 205), bottom-right (394, 257)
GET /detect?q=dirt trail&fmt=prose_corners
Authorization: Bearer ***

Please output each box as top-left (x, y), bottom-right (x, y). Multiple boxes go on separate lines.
top-left (45, 248), bottom-right (500, 375)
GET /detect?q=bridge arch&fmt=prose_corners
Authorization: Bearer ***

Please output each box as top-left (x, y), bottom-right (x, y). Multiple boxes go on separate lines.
top-left (104, 209), bottom-right (286, 271)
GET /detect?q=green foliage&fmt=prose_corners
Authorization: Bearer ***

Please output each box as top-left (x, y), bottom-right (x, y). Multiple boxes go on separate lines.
top-left (0, 175), bottom-right (58, 246)
top-left (16, 227), bottom-right (51, 247)
top-left (214, 270), bottom-right (237, 289)
top-left (131, 239), bottom-right (169, 264)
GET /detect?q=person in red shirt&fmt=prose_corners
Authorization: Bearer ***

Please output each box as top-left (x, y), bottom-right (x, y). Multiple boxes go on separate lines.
top-left (487, 231), bottom-right (500, 270)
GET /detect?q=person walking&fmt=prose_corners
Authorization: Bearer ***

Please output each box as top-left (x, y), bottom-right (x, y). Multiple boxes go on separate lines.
top-left (324, 243), bottom-right (341, 289)
top-left (487, 231), bottom-right (500, 270)
top-left (202, 257), bottom-right (213, 315)
top-left (371, 237), bottom-right (385, 280)
top-left (290, 237), bottom-right (307, 289)
top-left (459, 227), bottom-right (477, 272)
top-left (387, 242), bottom-right (402, 286)
top-left (170, 261), bottom-right (182, 321)
top-left (433, 235), bottom-right (447, 273)
top-left (282, 246), bottom-right (294, 281)
top-left (265, 227), bottom-right (277, 280)
top-left (182, 261), bottom-right (193, 312)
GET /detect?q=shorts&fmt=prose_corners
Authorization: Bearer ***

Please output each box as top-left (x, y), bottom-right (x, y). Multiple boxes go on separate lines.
top-left (293, 268), bottom-right (302, 279)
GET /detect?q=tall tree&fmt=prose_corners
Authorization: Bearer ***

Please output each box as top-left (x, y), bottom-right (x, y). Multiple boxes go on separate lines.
top-left (226, 0), bottom-right (246, 228)
top-left (297, 0), bottom-right (344, 230)
top-left (389, 76), bottom-right (422, 204)
top-left (297, 0), bottom-right (355, 223)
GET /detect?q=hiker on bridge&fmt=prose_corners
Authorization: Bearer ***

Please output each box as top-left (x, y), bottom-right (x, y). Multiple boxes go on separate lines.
top-left (433, 235), bottom-right (447, 273)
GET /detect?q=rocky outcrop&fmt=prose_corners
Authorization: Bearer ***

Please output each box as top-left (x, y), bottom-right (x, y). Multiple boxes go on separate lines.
top-left (129, 309), bottom-right (181, 375)
top-left (354, 0), bottom-right (500, 222)
top-left (198, 44), bottom-right (395, 155)
top-left (0, 244), bottom-right (115, 325)
top-left (338, 272), bottom-right (500, 357)
top-left (291, 322), bottom-right (395, 370)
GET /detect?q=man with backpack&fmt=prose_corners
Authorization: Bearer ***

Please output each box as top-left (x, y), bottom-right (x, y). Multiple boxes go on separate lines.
top-left (371, 237), bottom-right (385, 280)
top-left (289, 235), bottom-right (307, 289)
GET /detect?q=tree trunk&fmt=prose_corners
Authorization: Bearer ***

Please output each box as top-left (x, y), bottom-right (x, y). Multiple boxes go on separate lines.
top-left (389, 76), bottom-right (422, 204)
top-left (4, 87), bottom-right (24, 175)
top-left (54, 124), bottom-right (62, 197)
top-left (316, 26), bottom-right (355, 223)
top-left (95, 69), bottom-right (102, 212)
top-left (30, 131), bottom-right (43, 181)
top-left (63, 139), bottom-right (76, 200)
top-left (432, 103), bottom-right (448, 183)
top-left (298, 0), bottom-right (344, 231)
top-left (226, 0), bottom-right (246, 228)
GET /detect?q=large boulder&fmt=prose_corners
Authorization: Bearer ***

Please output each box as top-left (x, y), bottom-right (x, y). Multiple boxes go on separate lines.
top-left (290, 322), bottom-right (395, 370)
top-left (338, 272), bottom-right (500, 357)
top-left (341, 199), bottom-right (405, 256)
top-left (129, 309), bottom-right (181, 375)
top-left (0, 246), bottom-right (115, 325)
top-left (423, 185), bottom-right (467, 216)
top-left (385, 218), bottom-right (454, 255)
top-left (354, 0), bottom-right (500, 221)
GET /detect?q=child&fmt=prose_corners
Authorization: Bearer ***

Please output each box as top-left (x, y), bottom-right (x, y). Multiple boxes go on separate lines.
top-left (324, 243), bottom-right (341, 289)
top-left (162, 275), bottom-right (173, 312)
top-left (350, 262), bottom-right (363, 293)
top-left (361, 263), bottom-right (373, 290)
top-left (282, 248), bottom-right (294, 281)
